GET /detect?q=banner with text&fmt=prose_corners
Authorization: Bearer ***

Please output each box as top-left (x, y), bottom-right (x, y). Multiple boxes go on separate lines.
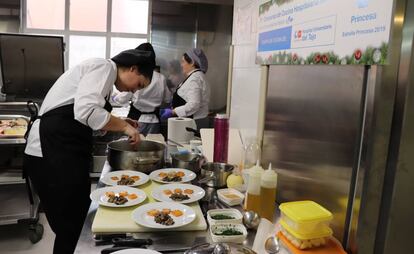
top-left (256, 0), bottom-right (394, 65)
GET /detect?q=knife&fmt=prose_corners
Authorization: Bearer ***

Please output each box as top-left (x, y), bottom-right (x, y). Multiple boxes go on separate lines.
top-left (147, 236), bottom-right (206, 253)
top-left (112, 238), bottom-right (152, 247)
top-left (94, 234), bottom-right (129, 246)
top-left (101, 246), bottom-right (139, 254)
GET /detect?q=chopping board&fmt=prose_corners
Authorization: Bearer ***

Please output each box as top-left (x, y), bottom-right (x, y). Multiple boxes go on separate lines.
top-left (200, 128), bottom-right (243, 166)
top-left (91, 180), bottom-right (207, 233)
top-left (277, 232), bottom-right (346, 254)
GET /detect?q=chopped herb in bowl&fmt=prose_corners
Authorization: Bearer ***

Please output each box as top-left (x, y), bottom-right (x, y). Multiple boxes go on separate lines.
top-left (211, 214), bottom-right (235, 220)
top-left (214, 228), bottom-right (243, 236)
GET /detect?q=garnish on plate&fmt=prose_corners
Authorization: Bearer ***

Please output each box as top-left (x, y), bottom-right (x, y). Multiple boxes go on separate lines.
top-left (105, 191), bottom-right (137, 205)
top-left (116, 174), bottom-right (140, 185)
top-left (162, 188), bottom-right (194, 201)
top-left (146, 208), bottom-right (183, 226)
top-left (159, 171), bottom-right (185, 182)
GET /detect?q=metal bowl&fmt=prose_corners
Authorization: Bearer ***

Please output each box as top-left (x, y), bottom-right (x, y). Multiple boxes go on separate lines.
top-left (171, 152), bottom-right (205, 174)
top-left (199, 162), bottom-right (234, 188)
top-left (107, 139), bottom-right (165, 173)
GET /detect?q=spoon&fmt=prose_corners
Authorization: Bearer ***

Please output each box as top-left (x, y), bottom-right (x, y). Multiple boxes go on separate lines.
top-left (242, 210), bottom-right (261, 229)
top-left (213, 243), bottom-right (231, 254)
top-left (265, 236), bottom-right (280, 254)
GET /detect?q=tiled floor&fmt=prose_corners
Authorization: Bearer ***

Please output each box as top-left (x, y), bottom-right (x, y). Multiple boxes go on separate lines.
top-left (0, 183), bottom-right (97, 254)
top-left (0, 213), bottom-right (54, 254)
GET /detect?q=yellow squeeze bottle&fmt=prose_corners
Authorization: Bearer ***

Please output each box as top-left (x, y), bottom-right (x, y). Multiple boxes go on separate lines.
top-left (244, 161), bottom-right (264, 213)
top-left (260, 163), bottom-right (278, 222)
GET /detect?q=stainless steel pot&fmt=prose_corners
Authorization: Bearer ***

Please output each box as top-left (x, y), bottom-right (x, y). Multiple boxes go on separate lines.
top-left (199, 162), bottom-right (234, 188)
top-left (171, 152), bottom-right (205, 174)
top-left (107, 139), bottom-right (165, 173)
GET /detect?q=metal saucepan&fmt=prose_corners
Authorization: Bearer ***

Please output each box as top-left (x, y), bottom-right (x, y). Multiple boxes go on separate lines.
top-left (199, 162), bottom-right (234, 188)
top-left (171, 152), bottom-right (206, 174)
top-left (107, 139), bottom-right (165, 173)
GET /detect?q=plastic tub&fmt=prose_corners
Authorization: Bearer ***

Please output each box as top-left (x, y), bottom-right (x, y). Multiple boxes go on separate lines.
top-left (217, 188), bottom-right (244, 206)
top-left (279, 200), bottom-right (333, 234)
top-left (207, 208), bottom-right (243, 225)
top-left (280, 222), bottom-right (332, 250)
top-left (210, 223), bottom-right (247, 243)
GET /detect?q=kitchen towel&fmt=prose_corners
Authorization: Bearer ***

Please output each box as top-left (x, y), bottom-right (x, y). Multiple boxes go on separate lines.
top-left (168, 117), bottom-right (196, 144)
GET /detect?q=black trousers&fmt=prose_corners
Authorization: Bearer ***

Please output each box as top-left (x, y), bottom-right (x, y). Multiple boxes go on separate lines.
top-left (23, 154), bottom-right (91, 254)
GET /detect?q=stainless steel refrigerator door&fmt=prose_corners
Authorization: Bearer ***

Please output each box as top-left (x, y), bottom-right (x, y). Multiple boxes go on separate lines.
top-left (262, 65), bottom-right (366, 242)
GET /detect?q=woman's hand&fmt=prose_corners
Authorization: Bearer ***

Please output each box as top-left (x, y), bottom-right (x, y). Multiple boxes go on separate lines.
top-left (160, 108), bottom-right (174, 120)
top-left (123, 124), bottom-right (141, 145)
top-left (102, 115), bottom-right (140, 145)
top-left (124, 118), bottom-right (139, 128)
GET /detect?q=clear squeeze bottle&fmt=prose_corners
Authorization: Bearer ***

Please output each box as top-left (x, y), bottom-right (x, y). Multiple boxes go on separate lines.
top-left (260, 163), bottom-right (278, 222)
top-left (244, 161), bottom-right (264, 214)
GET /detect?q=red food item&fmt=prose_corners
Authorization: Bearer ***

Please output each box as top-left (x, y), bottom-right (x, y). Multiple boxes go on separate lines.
top-left (354, 49), bottom-right (362, 60)
top-left (322, 54), bottom-right (329, 64)
top-left (314, 54), bottom-right (321, 63)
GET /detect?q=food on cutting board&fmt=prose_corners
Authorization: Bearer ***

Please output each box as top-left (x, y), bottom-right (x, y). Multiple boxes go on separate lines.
top-left (110, 174), bottom-right (140, 185)
top-left (146, 208), bottom-right (184, 226)
top-left (158, 171), bottom-right (185, 182)
top-left (210, 214), bottom-right (235, 220)
top-left (105, 191), bottom-right (138, 205)
top-left (163, 188), bottom-right (194, 201)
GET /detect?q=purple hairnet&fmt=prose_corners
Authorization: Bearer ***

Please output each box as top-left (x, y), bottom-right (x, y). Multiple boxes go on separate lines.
top-left (185, 48), bottom-right (208, 73)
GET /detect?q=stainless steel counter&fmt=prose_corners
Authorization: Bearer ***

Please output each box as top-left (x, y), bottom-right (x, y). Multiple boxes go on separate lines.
top-left (75, 161), bottom-right (261, 254)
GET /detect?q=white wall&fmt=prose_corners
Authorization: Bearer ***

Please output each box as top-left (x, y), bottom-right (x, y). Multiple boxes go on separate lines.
top-left (230, 0), bottom-right (264, 144)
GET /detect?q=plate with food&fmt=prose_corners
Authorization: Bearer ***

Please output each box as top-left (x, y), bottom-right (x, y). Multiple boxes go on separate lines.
top-left (151, 183), bottom-right (205, 204)
top-left (101, 170), bottom-right (150, 187)
top-left (131, 202), bottom-right (196, 229)
top-left (90, 186), bottom-right (147, 207)
top-left (149, 168), bottom-right (196, 184)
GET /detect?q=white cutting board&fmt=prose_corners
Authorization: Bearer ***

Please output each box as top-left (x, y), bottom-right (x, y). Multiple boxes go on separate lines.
top-left (200, 128), bottom-right (243, 166)
top-left (91, 180), bottom-right (207, 233)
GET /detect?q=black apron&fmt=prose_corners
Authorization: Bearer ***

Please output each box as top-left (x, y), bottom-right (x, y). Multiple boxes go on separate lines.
top-left (127, 102), bottom-right (160, 122)
top-left (172, 69), bottom-right (202, 119)
top-left (36, 100), bottom-right (112, 183)
top-left (24, 100), bottom-right (112, 254)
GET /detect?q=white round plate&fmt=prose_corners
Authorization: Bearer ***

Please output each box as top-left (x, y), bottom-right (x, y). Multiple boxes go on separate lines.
top-left (112, 249), bottom-right (161, 254)
top-left (90, 186), bottom-right (147, 208)
top-left (149, 168), bottom-right (196, 184)
top-left (151, 183), bottom-right (205, 204)
top-left (131, 202), bottom-right (196, 229)
top-left (101, 170), bottom-right (149, 187)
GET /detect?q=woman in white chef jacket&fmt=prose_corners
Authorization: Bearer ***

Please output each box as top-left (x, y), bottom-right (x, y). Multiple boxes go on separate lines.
top-left (112, 43), bottom-right (172, 135)
top-left (23, 49), bottom-right (154, 254)
top-left (160, 48), bottom-right (210, 129)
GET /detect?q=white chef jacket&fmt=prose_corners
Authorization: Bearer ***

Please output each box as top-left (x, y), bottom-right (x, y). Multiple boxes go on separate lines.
top-left (174, 70), bottom-right (210, 120)
top-left (112, 71), bottom-right (172, 123)
top-left (25, 58), bottom-right (117, 157)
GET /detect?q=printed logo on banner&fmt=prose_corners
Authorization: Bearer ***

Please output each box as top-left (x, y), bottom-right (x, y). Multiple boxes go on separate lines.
top-left (294, 30), bottom-right (302, 40)
top-left (256, 0), bottom-right (392, 65)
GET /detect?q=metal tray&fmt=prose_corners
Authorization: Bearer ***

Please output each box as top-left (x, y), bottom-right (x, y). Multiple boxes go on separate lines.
top-left (0, 114), bottom-right (29, 145)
